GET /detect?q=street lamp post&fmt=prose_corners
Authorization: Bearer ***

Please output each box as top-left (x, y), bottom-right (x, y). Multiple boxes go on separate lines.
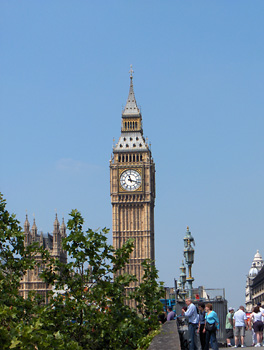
top-left (179, 260), bottom-right (187, 299)
top-left (183, 226), bottom-right (195, 299)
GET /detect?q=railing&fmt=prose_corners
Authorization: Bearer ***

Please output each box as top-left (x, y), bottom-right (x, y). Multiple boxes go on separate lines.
top-left (177, 287), bottom-right (225, 302)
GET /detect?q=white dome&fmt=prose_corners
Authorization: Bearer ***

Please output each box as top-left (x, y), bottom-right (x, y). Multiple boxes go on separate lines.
top-left (249, 267), bottom-right (258, 277)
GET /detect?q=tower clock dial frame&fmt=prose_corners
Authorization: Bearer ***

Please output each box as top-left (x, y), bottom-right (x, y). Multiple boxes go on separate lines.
top-left (119, 168), bottom-right (143, 192)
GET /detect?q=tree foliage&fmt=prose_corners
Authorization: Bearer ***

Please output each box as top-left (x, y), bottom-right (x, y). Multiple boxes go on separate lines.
top-left (0, 193), bottom-right (164, 349)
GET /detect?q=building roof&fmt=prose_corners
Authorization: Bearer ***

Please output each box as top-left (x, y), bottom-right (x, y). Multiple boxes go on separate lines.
top-left (114, 132), bottom-right (148, 152)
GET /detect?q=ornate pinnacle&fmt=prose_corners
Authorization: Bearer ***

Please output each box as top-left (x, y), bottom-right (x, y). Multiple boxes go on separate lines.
top-left (129, 64), bottom-right (134, 78)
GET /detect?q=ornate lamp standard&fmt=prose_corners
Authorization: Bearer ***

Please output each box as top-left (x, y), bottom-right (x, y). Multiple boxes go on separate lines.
top-left (183, 226), bottom-right (195, 298)
top-left (179, 260), bottom-right (187, 298)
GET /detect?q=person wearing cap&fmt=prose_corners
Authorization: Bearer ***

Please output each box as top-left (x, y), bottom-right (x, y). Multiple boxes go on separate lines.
top-left (226, 307), bottom-right (234, 347)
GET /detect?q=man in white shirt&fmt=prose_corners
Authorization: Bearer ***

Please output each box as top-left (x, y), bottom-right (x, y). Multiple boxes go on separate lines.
top-left (233, 306), bottom-right (248, 348)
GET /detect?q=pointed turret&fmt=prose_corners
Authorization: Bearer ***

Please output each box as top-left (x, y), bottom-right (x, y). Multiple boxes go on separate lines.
top-left (53, 213), bottom-right (60, 233)
top-left (24, 214), bottom-right (30, 245)
top-left (24, 214), bottom-right (30, 233)
top-left (31, 218), bottom-right (37, 240)
top-left (122, 66), bottom-right (141, 116)
top-left (60, 218), bottom-right (66, 238)
top-left (113, 66), bottom-right (149, 153)
top-left (53, 214), bottom-right (60, 256)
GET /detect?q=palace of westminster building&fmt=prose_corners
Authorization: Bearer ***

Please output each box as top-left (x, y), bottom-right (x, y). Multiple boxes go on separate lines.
top-left (19, 68), bottom-right (155, 300)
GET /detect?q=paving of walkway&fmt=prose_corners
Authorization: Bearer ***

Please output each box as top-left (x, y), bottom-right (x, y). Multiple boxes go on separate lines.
top-left (148, 324), bottom-right (261, 350)
top-left (219, 330), bottom-right (260, 350)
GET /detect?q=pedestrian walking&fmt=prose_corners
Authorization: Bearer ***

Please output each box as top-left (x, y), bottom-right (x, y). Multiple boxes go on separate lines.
top-left (250, 306), bottom-right (257, 346)
top-left (249, 306), bottom-right (264, 347)
top-left (203, 303), bottom-right (219, 350)
top-left (226, 307), bottom-right (234, 347)
top-left (233, 305), bottom-right (248, 348)
top-left (198, 302), bottom-right (206, 350)
top-left (257, 303), bottom-right (264, 345)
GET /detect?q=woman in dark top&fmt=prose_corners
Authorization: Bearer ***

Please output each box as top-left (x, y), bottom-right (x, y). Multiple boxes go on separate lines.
top-left (198, 302), bottom-right (206, 350)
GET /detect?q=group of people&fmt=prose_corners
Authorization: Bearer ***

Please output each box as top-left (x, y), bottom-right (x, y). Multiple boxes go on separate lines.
top-left (162, 298), bottom-right (264, 349)
top-left (182, 298), bottom-right (219, 350)
top-left (226, 304), bottom-right (264, 348)
top-left (225, 305), bottom-right (248, 348)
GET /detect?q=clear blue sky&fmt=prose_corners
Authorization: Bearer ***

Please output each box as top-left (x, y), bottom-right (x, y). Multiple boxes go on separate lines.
top-left (1, 1), bottom-right (264, 309)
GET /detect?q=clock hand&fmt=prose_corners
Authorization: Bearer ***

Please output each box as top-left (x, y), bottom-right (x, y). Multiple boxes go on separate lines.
top-left (130, 178), bottom-right (140, 183)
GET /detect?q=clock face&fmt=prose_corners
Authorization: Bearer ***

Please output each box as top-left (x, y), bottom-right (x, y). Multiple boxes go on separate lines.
top-left (120, 169), bottom-right (142, 191)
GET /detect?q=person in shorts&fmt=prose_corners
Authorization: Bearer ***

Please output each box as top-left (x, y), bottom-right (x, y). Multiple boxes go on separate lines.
top-left (257, 303), bottom-right (264, 345)
top-left (249, 306), bottom-right (264, 347)
top-left (226, 307), bottom-right (234, 347)
top-left (233, 306), bottom-right (248, 348)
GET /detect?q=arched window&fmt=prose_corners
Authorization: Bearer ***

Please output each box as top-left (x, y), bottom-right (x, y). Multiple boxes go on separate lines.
top-left (125, 122), bottom-right (127, 129)
top-left (135, 122), bottom-right (138, 129)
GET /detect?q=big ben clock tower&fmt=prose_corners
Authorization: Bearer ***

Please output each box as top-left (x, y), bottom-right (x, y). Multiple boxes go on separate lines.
top-left (110, 67), bottom-right (155, 292)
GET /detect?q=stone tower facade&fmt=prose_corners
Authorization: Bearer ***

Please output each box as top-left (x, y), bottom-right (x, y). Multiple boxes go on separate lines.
top-left (19, 214), bottom-right (67, 303)
top-left (110, 68), bottom-right (155, 295)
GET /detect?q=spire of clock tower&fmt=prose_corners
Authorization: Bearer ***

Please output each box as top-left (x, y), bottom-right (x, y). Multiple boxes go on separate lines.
top-left (123, 65), bottom-right (140, 116)
top-left (114, 66), bottom-right (146, 141)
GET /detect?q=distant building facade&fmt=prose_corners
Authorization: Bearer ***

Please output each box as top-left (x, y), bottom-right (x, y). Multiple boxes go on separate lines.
top-left (245, 250), bottom-right (264, 312)
top-left (19, 214), bottom-right (67, 303)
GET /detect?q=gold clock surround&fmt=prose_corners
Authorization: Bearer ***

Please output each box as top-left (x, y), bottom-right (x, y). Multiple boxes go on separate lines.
top-left (118, 167), bottom-right (143, 192)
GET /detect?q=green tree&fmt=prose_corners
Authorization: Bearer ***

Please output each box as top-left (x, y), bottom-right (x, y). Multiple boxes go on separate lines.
top-left (132, 260), bottom-right (164, 322)
top-left (0, 194), bottom-right (82, 349)
top-left (0, 194), bottom-right (164, 349)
